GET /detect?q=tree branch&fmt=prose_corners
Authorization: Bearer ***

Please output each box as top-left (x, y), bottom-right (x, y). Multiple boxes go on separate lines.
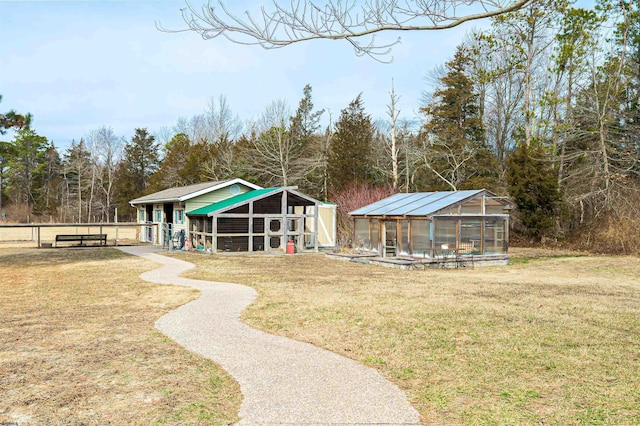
top-left (159, 0), bottom-right (532, 61)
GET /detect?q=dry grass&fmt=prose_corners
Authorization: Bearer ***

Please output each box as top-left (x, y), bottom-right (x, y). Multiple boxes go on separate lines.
top-left (0, 247), bottom-right (241, 426)
top-left (174, 249), bottom-right (640, 425)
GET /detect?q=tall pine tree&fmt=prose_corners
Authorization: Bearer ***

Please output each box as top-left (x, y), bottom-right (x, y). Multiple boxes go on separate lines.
top-left (114, 128), bottom-right (160, 220)
top-left (328, 94), bottom-right (374, 195)
top-left (506, 143), bottom-right (562, 240)
top-left (420, 46), bottom-right (499, 191)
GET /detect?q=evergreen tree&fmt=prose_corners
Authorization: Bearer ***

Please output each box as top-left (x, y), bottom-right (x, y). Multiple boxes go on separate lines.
top-left (0, 94), bottom-right (31, 134)
top-left (289, 84), bottom-right (326, 196)
top-left (328, 94), bottom-right (374, 195)
top-left (6, 128), bottom-right (50, 219)
top-left (150, 132), bottom-right (192, 190)
top-left (506, 143), bottom-right (562, 240)
top-left (114, 128), bottom-right (160, 219)
top-left (420, 46), bottom-right (499, 191)
top-left (0, 141), bottom-right (10, 212)
top-left (290, 84), bottom-right (324, 150)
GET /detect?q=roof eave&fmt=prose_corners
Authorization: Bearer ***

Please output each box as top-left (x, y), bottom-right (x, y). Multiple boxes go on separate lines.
top-left (179, 178), bottom-right (263, 202)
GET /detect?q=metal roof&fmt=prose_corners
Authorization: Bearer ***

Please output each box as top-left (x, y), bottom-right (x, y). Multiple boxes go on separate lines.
top-left (188, 188), bottom-right (280, 215)
top-left (129, 178), bottom-right (261, 204)
top-left (188, 186), bottom-right (323, 216)
top-left (349, 190), bottom-right (494, 217)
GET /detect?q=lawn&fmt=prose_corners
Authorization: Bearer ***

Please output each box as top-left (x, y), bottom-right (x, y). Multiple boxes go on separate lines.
top-left (0, 247), bottom-right (241, 426)
top-left (174, 248), bottom-right (640, 425)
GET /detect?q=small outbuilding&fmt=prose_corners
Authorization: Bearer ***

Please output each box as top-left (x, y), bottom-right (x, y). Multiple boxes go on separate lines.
top-left (187, 186), bottom-right (335, 253)
top-left (129, 178), bottom-right (261, 244)
top-left (349, 189), bottom-right (511, 266)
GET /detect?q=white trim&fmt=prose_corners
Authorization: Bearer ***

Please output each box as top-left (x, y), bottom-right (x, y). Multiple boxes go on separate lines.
top-left (179, 178), bottom-right (262, 201)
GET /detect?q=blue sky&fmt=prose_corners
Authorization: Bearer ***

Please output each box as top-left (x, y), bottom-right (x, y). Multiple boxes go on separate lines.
top-left (1, 0), bottom-right (492, 151)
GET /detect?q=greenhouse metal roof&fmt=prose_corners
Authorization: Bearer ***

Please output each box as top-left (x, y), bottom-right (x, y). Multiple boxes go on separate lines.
top-left (349, 189), bottom-right (495, 217)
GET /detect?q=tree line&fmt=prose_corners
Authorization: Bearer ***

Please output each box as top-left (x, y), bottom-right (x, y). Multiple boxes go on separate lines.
top-left (1, 0), bottom-right (638, 251)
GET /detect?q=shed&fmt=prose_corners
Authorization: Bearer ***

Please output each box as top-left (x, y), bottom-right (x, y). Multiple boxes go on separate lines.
top-left (129, 178), bottom-right (261, 244)
top-left (349, 190), bottom-right (511, 263)
top-left (187, 187), bottom-right (336, 253)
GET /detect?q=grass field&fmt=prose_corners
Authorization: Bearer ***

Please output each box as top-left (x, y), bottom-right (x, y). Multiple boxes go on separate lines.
top-left (0, 247), bottom-right (241, 426)
top-left (174, 248), bottom-right (640, 425)
top-left (2, 246), bottom-right (639, 425)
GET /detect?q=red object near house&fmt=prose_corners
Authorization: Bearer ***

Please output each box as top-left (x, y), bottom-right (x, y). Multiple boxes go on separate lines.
top-left (286, 240), bottom-right (295, 255)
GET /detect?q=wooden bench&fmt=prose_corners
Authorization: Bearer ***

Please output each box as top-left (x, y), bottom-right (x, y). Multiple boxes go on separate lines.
top-left (55, 234), bottom-right (107, 247)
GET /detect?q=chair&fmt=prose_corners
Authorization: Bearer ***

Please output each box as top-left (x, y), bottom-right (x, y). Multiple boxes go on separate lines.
top-left (456, 241), bottom-right (475, 268)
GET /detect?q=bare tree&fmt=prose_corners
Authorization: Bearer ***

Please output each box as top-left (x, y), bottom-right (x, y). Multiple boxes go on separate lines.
top-left (245, 99), bottom-right (307, 186)
top-left (86, 126), bottom-right (123, 222)
top-left (387, 79), bottom-right (400, 190)
top-left (164, 0), bottom-right (532, 60)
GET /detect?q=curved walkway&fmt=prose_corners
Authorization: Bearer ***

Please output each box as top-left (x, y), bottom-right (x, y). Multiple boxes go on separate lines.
top-left (119, 246), bottom-right (421, 425)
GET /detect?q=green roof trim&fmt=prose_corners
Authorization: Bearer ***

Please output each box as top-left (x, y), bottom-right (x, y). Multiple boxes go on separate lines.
top-left (187, 187), bottom-right (281, 216)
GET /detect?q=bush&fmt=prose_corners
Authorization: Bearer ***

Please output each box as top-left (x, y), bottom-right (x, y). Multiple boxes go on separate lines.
top-left (330, 182), bottom-right (395, 246)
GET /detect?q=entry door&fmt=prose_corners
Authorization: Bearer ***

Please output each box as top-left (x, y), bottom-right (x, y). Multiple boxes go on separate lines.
top-left (383, 221), bottom-right (397, 257)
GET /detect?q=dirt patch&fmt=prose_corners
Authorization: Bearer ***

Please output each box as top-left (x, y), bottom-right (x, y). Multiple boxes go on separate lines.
top-left (0, 248), bottom-right (241, 425)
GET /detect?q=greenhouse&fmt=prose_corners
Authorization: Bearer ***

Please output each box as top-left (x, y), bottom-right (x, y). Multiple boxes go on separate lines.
top-left (349, 190), bottom-right (511, 266)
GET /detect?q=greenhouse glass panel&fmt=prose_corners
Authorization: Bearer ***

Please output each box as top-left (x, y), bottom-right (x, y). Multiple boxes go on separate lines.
top-left (460, 200), bottom-right (482, 214)
top-left (370, 221), bottom-right (379, 252)
top-left (485, 219), bottom-right (506, 254)
top-left (460, 220), bottom-right (481, 251)
top-left (400, 220), bottom-right (410, 255)
top-left (411, 220), bottom-right (431, 256)
top-left (354, 218), bottom-right (370, 250)
top-left (486, 204), bottom-right (506, 214)
top-left (434, 220), bottom-right (457, 248)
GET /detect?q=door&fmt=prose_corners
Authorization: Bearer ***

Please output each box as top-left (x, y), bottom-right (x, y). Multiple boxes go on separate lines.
top-left (383, 220), bottom-right (397, 257)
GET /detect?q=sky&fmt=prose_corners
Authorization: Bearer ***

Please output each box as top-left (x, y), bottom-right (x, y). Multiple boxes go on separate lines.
top-left (1, 0), bottom-right (495, 151)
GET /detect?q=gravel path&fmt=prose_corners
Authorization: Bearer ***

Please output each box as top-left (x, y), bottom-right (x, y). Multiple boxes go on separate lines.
top-left (119, 246), bottom-right (421, 425)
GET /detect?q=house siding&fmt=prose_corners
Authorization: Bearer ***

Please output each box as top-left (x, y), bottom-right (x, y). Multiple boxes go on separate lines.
top-left (185, 184), bottom-right (253, 212)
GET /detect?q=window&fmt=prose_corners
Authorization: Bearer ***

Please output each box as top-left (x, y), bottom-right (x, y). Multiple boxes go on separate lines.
top-left (460, 220), bottom-right (481, 252)
top-left (411, 220), bottom-right (431, 256)
top-left (153, 209), bottom-right (163, 223)
top-left (174, 209), bottom-right (185, 225)
top-left (354, 219), bottom-right (369, 249)
top-left (138, 209), bottom-right (145, 222)
top-left (370, 221), bottom-right (379, 252)
top-left (485, 219), bottom-right (506, 254)
top-left (434, 220), bottom-right (456, 248)
top-left (400, 220), bottom-right (409, 255)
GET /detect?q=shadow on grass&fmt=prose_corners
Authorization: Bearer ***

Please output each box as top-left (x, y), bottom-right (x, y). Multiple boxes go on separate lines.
top-left (0, 247), bottom-right (129, 268)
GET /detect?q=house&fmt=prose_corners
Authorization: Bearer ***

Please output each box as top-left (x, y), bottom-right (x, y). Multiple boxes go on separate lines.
top-left (129, 178), bottom-right (261, 244)
top-left (129, 179), bottom-right (336, 252)
top-left (186, 186), bottom-right (335, 253)
top-left (349, 189), bottom-right (511, 267)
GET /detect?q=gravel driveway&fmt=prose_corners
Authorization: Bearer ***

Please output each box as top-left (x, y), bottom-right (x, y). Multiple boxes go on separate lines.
top-left (119, 246), bottom-right (421, 425)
